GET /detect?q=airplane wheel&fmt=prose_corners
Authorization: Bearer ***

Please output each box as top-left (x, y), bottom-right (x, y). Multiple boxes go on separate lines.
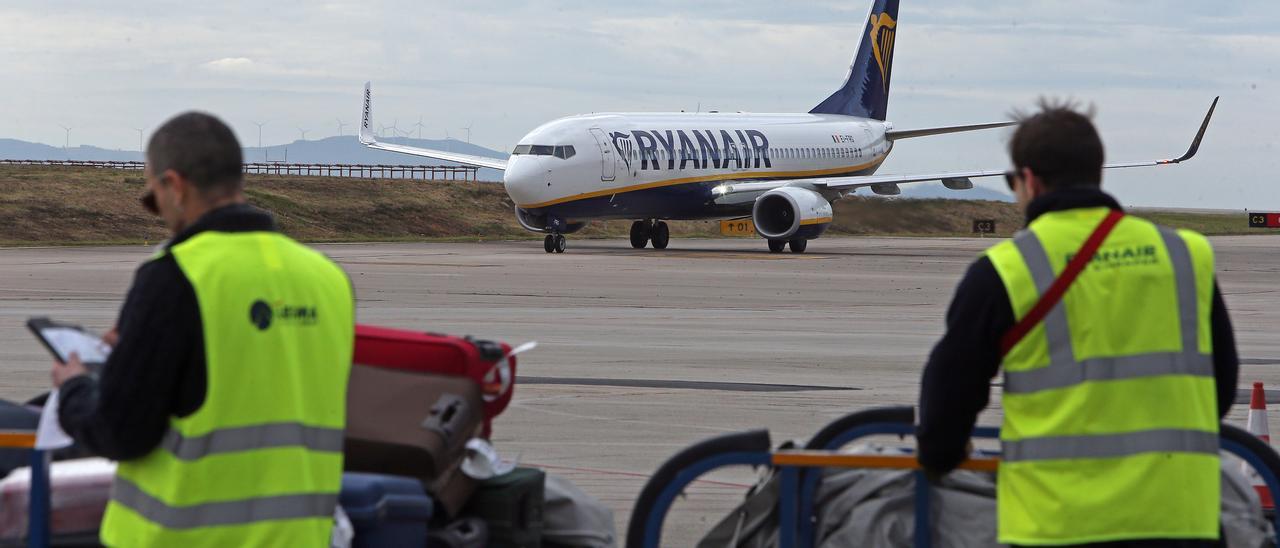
top-left (554, 234), bottom-right (567, 253)
top-left (789, 239), bottom-right (808, 253)
top-left (629, 221), bottom-right (649, 249)
top-left (544, 235), bottom-right (555, 253)
top-left (651, 222), bottom-right (670, 250)
top-left (767, 240), bottom-right (786, 253)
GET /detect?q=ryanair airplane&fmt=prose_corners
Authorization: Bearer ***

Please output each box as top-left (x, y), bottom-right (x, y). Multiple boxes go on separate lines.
top-left (357, 0), bottom-right (1216, 254)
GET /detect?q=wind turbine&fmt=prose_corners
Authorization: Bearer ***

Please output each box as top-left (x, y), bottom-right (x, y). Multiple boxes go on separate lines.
top-left (133, 128), bottom-right (144, 154)
top-left (460, 122), bottom-right (473, 144)
top-left (252, 121), bottom-right (268, 161)
top-left (414, 116), bottom-right (426, 140)
top-left (444, 129), bottom-right (451, 152)
top-left (57, 125), bottom-right (72, 150)
top-left (378, 123), bottom-right (392, 138)
top-left (336, 119), bottom-right (348, 137)
top-left (297, 126), bottom-right (310, 141)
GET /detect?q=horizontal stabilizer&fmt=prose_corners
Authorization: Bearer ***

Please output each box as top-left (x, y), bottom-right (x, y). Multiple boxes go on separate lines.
top-left (886, 121), bottom-right (1015, 140)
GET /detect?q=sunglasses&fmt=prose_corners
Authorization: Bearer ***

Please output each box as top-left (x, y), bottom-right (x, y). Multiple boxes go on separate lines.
top-left (140, 191), bottom-right (159, 215)
top-left (1003, 170), bottom-right (1020, 191)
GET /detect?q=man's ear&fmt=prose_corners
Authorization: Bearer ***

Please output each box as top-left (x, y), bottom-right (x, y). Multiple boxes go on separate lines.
top-left (1021, 167), bottom-right (1046, 197)
top-left (165, 169), bottom-right (190, 204)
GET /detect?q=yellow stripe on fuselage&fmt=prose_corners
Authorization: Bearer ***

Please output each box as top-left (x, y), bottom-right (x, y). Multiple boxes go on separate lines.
top-left (517, 158), bottom-right (884, 209)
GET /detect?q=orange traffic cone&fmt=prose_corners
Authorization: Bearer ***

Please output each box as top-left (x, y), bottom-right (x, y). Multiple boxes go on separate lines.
top-left (1246, 382), bottom-right (1274, 508)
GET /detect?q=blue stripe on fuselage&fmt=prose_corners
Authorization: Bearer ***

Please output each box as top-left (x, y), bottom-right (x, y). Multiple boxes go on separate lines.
top-left (527, 166), bottom-right (879, 222)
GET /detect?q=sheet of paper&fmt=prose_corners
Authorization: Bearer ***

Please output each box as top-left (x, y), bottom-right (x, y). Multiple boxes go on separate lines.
top-left (35, 389), bottom-right (74, 450)
top-left (41, 327), bottom-right (111, 363)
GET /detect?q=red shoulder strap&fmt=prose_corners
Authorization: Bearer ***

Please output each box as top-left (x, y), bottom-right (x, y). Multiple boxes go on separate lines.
top-left (999, 210), bottom-right (1125, 357)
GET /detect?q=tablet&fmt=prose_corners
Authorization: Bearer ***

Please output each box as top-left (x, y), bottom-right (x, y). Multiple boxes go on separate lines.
top-left (27, 317), bottom-right (111, 367)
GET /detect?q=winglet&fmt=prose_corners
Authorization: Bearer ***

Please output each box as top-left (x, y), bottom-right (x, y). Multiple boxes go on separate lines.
top-left (1160, 96), bottom-right (1218, 164)
top-left (359, 82), bottom-right (376, 145)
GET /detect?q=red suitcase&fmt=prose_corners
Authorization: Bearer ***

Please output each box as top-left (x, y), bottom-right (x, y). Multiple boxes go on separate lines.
top-left (351, 324), bottom-right (519, 436)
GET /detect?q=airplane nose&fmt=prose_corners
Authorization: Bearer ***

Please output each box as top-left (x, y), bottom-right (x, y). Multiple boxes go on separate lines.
top-left (503, 156), bottom-right (542, 206)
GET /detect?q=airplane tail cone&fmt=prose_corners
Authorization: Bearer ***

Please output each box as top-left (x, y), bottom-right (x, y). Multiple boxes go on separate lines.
top-left (1245, 382), bottom-right (1274, 508)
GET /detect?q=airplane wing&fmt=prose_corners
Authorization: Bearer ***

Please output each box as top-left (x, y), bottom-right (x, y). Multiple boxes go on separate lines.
top-left (886, 121), bottom-right (1016, 140)
top-left (715, 97), bottom-right (1218, 198)
top-left (358, 82), bottom-right (508, 172)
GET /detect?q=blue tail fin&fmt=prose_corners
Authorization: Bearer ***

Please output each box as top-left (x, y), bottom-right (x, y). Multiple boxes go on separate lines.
top-left (810, 0), bottom-right (899, 120)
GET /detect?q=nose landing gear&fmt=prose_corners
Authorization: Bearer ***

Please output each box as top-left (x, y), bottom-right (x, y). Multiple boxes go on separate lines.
top-left (543, 233), bottom-right (566, 253)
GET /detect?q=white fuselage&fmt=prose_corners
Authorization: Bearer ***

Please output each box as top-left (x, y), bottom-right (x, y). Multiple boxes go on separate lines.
top-left (503, 112), bottom-right (894, 223)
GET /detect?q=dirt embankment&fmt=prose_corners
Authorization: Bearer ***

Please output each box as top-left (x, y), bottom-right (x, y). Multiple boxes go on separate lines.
top-left (0, 165), bottom-right (1249, 245)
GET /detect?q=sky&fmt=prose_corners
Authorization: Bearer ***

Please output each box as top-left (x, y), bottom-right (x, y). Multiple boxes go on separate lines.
top-left (1, 1), bottom-right (1277, 209)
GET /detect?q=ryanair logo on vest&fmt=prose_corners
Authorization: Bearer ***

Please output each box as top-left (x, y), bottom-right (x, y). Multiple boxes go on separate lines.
top-left (249, 299), bottom-right (318, 331)
top-left (1067, 245), bottom-right (1159, 270)
top-left (609, 129), bottom-right (773, 171)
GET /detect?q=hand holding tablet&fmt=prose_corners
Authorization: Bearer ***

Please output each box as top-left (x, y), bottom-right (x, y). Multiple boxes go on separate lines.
top-left (27, 317), bottom-right (112, 367)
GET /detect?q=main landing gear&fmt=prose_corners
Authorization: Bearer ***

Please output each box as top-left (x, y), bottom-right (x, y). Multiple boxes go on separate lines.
top-left (767, 239), bottom-right (808, 254)
top-left (630, 220), bottom-right (670, 250)
top-left (543, 233), bottom-right (566, 253)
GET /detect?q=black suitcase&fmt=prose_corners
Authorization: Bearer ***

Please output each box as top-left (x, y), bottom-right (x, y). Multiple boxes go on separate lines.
top-left (463, 467), bottom-right (545, 548)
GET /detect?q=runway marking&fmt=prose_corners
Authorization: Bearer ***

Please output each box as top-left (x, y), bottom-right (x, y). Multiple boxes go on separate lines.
top-left (608, 251), bottom-right (830, 260)
top-left (340, 261), bottom-right (502, 267)
top-left (520, 376), bottom-right (858, 392)
top-left (510, 402), bottom-right (742, 433)
top-left (1241, 358), bottom-right (1280, 365)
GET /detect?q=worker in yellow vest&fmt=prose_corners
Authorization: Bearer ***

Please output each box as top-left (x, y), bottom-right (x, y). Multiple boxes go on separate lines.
top-left (52, 112), bottom-right (354, 547)
top-left (917, 100), bottom-right (1238, 547)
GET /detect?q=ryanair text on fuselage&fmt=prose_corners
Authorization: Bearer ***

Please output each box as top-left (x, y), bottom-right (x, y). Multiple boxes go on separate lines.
top-left (610, 129), bottom-right (773, 171)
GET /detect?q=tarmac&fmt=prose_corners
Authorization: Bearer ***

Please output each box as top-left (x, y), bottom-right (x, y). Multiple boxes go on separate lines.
top-left (1, 235), bottom-right (1278, 543)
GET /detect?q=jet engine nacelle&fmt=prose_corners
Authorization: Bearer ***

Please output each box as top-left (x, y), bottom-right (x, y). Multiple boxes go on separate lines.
top-left (752, 187), bottom-right (833, 240)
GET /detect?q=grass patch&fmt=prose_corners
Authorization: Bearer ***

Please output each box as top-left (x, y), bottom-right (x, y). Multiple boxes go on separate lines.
top-left (0, 165), bottom-right (1258, 245)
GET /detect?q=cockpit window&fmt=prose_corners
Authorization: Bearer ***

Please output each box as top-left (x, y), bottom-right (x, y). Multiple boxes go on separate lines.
top-left (513, 144), bottom-right (574, 158)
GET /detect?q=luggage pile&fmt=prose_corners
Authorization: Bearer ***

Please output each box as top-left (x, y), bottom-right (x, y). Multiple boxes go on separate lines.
top-left (0, 324), bottom-right (616, 548)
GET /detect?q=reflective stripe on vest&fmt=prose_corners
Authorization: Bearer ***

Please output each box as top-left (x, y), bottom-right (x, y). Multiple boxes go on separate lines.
top-left (1003, 428), bottom-right (1218, 461)
top-left (111, 477), bottom-right (337, 530)
top-left (1001, 227), bottom-right (1212, 398)
top-left (160, 422), bottom-right (344, 461)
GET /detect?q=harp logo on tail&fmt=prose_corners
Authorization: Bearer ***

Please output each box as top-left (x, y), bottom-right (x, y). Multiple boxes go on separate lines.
top-left (869, 12), bottom-right (896, 91)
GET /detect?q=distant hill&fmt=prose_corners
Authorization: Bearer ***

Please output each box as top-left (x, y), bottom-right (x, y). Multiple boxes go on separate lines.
top-left (0, 136), bottom-right (1011, 201)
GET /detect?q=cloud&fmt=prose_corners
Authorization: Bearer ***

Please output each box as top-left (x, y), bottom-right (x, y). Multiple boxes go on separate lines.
top-left (0, 0), bottom-right (1275, 208)
top-left (203, 57), bottom-right (255, 72)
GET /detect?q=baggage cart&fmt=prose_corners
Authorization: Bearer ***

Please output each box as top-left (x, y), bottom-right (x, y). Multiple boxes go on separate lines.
top-left (626, 406), bottom-right (1280, 548)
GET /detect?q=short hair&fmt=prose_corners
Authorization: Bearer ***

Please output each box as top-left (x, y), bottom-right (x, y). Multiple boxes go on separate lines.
top-left (146, 112), bottom-right (243, 195)
top-left (1008, 98), bottom-right (1105, 189)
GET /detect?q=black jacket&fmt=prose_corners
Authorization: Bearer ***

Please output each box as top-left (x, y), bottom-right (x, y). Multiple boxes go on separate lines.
top-left (916, 187), bottom-right (1239, 475)
top-left (58, 204), bottom-right (276, 460)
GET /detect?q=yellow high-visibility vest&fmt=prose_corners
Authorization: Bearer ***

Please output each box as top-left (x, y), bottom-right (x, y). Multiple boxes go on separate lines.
top-left (987, 207), bottom-right (1219, 545)
top-left (101, 230), bottom-right (354, 547)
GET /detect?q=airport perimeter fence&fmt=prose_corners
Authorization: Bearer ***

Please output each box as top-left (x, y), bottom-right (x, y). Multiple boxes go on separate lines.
top-left (0, 159), bottom-right (479, 182)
